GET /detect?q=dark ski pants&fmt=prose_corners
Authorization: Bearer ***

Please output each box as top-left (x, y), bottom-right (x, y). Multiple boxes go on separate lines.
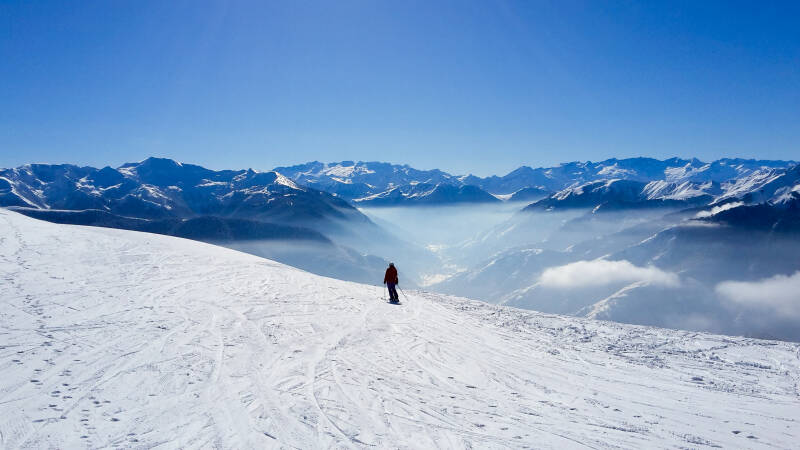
top-left (387, 283), bottom-right (398, 301)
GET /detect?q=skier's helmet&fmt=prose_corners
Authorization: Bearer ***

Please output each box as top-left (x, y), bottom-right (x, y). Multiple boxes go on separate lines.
top-left (389, 262), bottom-right (395, 267)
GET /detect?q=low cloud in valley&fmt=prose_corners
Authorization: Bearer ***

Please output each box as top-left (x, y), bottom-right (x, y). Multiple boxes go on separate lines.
top-left (539, 259), bottom-right (680, 289)
top-left (716, 271), bottom-right (800, 319)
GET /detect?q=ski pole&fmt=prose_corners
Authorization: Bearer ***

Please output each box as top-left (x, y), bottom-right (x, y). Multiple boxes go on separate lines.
top-left (398, 286), bottom-right (409, 302)
top-left (383, 284), bottom-right (387, 301)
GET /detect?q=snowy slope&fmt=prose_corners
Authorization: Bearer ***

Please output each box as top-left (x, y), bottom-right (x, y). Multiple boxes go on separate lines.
top-left (1, 209), bottom-right (799, 449)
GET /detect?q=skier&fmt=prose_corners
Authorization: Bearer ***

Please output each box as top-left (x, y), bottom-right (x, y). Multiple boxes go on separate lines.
top-left (383, 262), bottom-right (399, 303)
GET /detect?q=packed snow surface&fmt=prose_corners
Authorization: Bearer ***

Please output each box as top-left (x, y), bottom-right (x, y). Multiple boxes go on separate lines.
top-left (1, 209), bottom-right (799, 449)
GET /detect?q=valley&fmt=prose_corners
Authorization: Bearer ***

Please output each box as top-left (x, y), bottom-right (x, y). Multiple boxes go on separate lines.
top-left (3, 157), bottom-right (800, 341)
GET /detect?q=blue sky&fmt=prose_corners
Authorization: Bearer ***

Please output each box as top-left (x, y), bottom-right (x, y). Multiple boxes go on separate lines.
top-left (1, 1), bottom-right (798, 176)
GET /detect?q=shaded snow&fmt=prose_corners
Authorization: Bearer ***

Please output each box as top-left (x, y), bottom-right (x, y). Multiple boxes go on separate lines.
top-left (642, 180), bottom-right (717, 201)
top-left (718, 169), bottom-right (784, 202)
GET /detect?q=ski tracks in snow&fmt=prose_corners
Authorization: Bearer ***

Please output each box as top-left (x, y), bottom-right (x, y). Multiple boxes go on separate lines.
top-left (1, 209), bottom-right (799, 449)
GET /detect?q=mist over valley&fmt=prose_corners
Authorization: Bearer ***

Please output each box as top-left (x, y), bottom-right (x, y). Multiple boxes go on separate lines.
top-left (4, 157), bottom-right (800, 341)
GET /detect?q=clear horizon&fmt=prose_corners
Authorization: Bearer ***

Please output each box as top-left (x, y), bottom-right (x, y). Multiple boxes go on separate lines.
top-left (2, 1), bottom-right (799, 176)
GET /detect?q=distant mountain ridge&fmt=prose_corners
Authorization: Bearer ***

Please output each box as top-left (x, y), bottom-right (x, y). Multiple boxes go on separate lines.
top-left (472, 157), bottom-right (795, 193)
top-left (525, 162), bottom-right (800, 213)
top-left (273, 158), bottom-right (797, 206)
top-left (2, 157), bottom-right (797, 213)
top-left (353, 183), bottom-right (500, 206)
top-left (0, 157), bottom-right (369, 232)
top-left (272, 160), bottom-right (471, 206)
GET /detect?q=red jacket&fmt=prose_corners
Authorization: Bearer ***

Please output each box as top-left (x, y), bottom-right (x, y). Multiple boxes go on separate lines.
top-left (383, 266), bottom-right (398, 284)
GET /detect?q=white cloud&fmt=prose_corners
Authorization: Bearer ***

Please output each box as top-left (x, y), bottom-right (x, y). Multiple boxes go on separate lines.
top-left (716, 272), bottom-right (800, 318)
top-left (538, 259), bottom-right (680, 289)
top-left (694, 201), bottom-right (743, 218)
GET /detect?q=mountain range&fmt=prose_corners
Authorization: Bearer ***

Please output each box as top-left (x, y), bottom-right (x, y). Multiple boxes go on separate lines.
top-left (3, 157), bottom-right (797, 214)
top-left (0, 158), bottom-right (397, 284)
top-left (275, 157), bottom-right (797, 206)
top-left (3, 156), bottom-right (800, 340)
top-left (525, 163), bottom-right (800, 212)
top-left (0, 158), bottom-right (368, 230)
